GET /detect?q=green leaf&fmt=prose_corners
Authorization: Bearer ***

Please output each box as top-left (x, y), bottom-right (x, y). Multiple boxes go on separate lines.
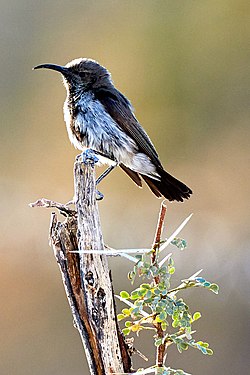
top-left (176, 299), bottom-right (184, 307)
top-left (161, 321), bottom-right (168, 331)
top-left (141, 283), bottom-right (151, 289)
top-left (122, 308), bottom-right (131, 316)
top-left (155, 315), bottom-right (162, 323)
top-left (171, 237), bottom-right (187, 250)
top-left (169, 267), bottom-right (175, 275)
top-left (201, 342), bottom-right (209, 348)
top-left (138, 288), bottom-right (147, 297)
top-left (131, 324), bottom-right (141, 332)
top-left (144, 297), bottom-right (153, 303)
top-left (168, 257), bottom-right (174, 266)
top-left (177, 344), bottom-right (183, 353)
top-left (131, 307), bottom-right (140, 316)
top-left (209, 283), bottom-right (219, 294)
top-left (193, 312), bottom-right (201, 321)
top-left (131, 291), bottom-right (140, 300)
top-left (195, 277), bottom-right (205, 283)
top-left (199, 346), bottom-right (207, 354)
top-left (117, 314), bottom-right (125, 321)
top-left (159, 311), bottom-right (167, 321)
top-left (180, 342), bottom-right (189, 351)
top-left (154, 288), bottom-right (161, 295)
top-left (120, 291), bottom-right (130, 299)
top-left (158, 282), bottom-right (166, 291)
top-left (203, 282), bottom-right (211, 287)
top-left (150, 265), bottom-right (158, 275)
top-left (134, 299), bottom-right (143, 307)
top-left (160, 265), bottom-right (168, 274)
top-left (122, 328), bottom-right (130, 336)
top-left (155, 338), bottom-right (163, 347)
top-left (172, 320), bottom-right (179, 328)
top-left (206, 348), bottom-right (214, 355)
top-left (145, 290), bottom-right (152, 299)
top-left (125, 321), bottom-right (132, 327)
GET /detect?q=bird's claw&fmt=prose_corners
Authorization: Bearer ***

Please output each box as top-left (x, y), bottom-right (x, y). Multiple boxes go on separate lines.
top-left (81, 149), bottom-right (99, 166)
top-left (96, 190), bottom-right (104, 201)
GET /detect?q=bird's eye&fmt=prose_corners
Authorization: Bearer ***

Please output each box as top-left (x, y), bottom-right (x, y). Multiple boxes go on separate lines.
top-left (79, 71), bottom-right (89, 78)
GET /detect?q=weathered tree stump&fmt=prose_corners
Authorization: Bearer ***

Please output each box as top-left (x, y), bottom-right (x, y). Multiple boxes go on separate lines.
top-left (33, 155), bottom-right (131, 375)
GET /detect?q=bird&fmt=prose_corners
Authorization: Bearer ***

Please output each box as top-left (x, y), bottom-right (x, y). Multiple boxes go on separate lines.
top-left (34, 58), bottom-right (192, 202)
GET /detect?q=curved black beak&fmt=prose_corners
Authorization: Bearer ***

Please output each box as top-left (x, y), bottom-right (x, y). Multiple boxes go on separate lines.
top-left (33, 63), bottom-right (70, 76)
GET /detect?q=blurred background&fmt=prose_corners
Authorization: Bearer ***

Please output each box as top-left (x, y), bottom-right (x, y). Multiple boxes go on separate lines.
top-left (0, 1), bottom-right (249, 374)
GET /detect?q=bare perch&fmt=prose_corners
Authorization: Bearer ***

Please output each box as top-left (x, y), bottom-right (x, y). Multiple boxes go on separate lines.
top-left (36, 154), bottom-right (131, 375)
top-left (74, 155), bottom-right (128, 374)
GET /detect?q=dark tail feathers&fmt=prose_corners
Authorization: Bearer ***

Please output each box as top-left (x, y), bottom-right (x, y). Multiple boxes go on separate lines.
top-left (142, 168), bottom-right (192, 202)
top-left (120, 164), bottom-right (192, 202)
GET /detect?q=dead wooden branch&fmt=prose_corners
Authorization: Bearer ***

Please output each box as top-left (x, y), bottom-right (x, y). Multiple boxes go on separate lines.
top-left (31, 155), bottom-right (131, 375)
top-left (29, 197), bottom-right (76, 216)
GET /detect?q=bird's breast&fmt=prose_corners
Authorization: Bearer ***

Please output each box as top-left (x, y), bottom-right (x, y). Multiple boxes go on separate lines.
top-left (63, 91), bottom-right (137, 165)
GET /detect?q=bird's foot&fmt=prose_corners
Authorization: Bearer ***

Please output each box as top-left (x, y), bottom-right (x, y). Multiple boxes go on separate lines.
top-left (81, 149), bottom-right (99, 167)
top-left (96, 164), bottom-right (117, 185)
top-left (96, 190), bottom-right (104, 201)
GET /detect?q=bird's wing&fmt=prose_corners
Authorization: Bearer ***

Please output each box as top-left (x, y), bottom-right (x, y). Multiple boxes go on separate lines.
top-left (94, 88), bottom-right (162, 168)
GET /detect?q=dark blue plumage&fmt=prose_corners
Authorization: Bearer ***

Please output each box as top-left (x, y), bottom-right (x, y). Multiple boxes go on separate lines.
top-left (34, 58), bottom-right (192, 202)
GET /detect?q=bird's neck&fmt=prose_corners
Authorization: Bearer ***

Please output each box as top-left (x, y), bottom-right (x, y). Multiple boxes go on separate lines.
top-left (66, 89), bottom-right (94, 116)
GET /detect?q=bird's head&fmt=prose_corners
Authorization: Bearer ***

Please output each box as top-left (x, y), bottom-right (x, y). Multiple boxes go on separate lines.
top-left (33, 58), bottom-right (112, 94)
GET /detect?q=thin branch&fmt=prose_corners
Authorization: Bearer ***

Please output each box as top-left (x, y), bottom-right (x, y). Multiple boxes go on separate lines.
top-left (29, 198), bottom-right (76, 216)
top-left (152, 201), bottom-right (167, 260)
top-left (151, 201), bottom-right (167, 368)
